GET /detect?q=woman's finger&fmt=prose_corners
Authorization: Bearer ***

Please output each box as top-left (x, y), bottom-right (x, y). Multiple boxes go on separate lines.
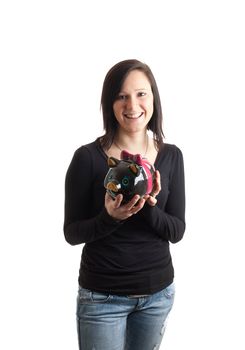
top-left (125, 195), bottom-right (140, 211)
top-left (151, 170), bottom-right (161, 196)
top-left (147, 196), bottom-right (157, 207)
top-left (131, 197), bottom-right (145, 212)
top-left (114, 194), bottom-right (123, 208)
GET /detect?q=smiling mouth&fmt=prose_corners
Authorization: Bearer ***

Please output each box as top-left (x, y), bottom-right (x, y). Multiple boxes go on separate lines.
top-left (123, 112), bottom-right (143, 119)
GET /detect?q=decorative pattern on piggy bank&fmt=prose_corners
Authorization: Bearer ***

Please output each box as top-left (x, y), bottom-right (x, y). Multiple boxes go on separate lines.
top-left (104, 150), bottom-right (155, 203)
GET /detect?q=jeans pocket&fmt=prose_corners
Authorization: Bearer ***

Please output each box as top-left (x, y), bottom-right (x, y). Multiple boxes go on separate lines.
top-left (78, 286), bottom-right (111, 304)
top-left (91, 291), bottom-right (111, 303)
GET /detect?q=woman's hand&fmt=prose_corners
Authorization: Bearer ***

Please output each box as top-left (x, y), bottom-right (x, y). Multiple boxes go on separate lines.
top-left (144, 170), bottom-right (161, 206)
top-left (105, 192), bottom-right (146, 221)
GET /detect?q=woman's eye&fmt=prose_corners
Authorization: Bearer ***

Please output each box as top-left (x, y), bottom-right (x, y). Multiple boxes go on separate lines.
top-left (118, 95), bottom-right (127, 100)
top-left (138, 92), bottom-right (146, 97)
top-left (122, 176), bottom-right (129, 186)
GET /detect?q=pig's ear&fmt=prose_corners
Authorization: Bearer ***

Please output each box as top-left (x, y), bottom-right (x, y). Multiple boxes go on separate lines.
top-left (108, 157), bottom-right (120, 167)
top-left (129, 164), bottom-right (140, 176)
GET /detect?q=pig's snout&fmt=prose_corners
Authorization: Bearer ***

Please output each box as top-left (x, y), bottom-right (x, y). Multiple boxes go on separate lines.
top-left (106, 181), bottom-right (121, 193)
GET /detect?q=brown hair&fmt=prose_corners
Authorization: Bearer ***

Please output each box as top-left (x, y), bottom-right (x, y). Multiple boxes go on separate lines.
top-left (99, 59), bottom-right (164, 150)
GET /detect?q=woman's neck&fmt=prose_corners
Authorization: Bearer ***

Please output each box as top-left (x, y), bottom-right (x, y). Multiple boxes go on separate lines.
top-left (114, 131), bottom-right (148, 155)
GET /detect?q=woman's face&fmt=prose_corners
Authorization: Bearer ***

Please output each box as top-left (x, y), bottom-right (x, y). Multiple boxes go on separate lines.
top-left (113, 70), bottom-right (154, 133)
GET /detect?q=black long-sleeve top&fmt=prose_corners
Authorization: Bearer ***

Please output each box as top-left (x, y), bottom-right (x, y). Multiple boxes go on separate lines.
top-left (64, 139), bottom-right (185, 295)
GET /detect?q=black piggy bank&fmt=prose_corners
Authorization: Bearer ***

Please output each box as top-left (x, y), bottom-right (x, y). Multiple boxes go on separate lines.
top-left (104, 150), bottom-right (155, 203)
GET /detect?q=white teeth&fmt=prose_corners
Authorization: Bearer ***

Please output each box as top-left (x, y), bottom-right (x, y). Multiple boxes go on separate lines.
top-left (124, 112), bottom-right (143, 119)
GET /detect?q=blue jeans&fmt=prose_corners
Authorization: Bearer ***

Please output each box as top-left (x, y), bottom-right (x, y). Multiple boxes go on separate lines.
top-left (76, 283), bottom-right (175, 350)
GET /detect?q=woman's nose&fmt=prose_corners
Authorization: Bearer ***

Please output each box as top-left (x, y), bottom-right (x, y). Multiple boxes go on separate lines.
top-left (125, 96), bottom-right (138, 110)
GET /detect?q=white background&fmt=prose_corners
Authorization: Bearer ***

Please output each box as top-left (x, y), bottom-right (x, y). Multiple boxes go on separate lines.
top-left (1, 1), bottom-right (244, 349)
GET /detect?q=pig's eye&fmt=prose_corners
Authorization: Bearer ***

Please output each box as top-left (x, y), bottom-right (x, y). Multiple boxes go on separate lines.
top-left (122, 176), bottom-right (129, 186)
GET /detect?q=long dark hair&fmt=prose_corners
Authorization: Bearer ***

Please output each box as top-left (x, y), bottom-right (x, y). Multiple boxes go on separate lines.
top-left (99, 59), bottom-right (164, 150)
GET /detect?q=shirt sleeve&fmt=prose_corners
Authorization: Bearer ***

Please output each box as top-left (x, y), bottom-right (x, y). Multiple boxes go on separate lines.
top-left (141, 146), bottom-right (186, 243)
top-left (63, 147), bottom-right (122, 245)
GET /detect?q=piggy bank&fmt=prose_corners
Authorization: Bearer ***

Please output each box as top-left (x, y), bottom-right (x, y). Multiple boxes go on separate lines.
top-left (104, 150), bottom-right (155, 203)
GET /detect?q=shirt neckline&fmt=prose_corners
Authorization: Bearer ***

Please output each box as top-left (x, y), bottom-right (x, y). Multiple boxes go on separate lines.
top-left (95, 138), bottom-right (164, 168)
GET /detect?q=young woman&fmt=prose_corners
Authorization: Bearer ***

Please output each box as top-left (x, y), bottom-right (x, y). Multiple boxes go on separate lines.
top-left (64, 59), bottom-right (186, 350)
